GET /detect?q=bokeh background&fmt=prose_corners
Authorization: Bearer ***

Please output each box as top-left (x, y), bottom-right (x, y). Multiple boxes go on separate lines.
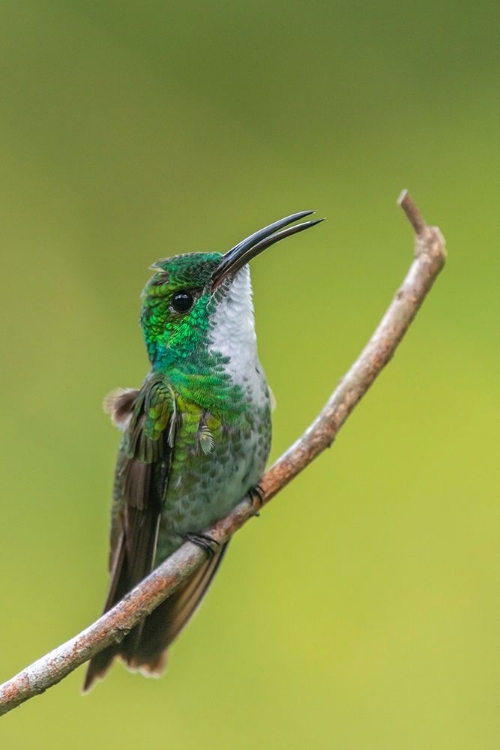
top-left (1, 2), bottom-right (498, 748)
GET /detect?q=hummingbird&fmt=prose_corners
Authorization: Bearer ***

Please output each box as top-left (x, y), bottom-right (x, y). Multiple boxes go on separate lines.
top-left (83, 211), bottom-right (322, 691)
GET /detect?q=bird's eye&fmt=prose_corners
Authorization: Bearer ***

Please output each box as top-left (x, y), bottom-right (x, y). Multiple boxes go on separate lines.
top-left (171, 291), bottom-right (195, 313)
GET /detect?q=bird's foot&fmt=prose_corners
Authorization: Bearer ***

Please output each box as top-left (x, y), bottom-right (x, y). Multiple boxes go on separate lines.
top-left (183, 532), bottom-right (220, 559)
top-left (248, 483), bottom-right (265, 517)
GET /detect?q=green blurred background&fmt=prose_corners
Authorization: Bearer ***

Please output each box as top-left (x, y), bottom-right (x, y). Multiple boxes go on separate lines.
top-left (1, 1), bottom-right (498, 748)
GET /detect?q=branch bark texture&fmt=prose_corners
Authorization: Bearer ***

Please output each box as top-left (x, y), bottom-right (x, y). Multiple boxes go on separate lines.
top-left (0, 191), bottom-right (446, 716)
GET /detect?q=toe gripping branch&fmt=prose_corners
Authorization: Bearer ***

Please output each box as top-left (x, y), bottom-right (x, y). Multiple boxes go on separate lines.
top-left (184, 533), bottom-right (220, 558)
top-left (248, 484), bottom-right (265, 517)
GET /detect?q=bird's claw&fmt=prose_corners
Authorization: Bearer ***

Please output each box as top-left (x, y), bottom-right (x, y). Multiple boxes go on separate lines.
top-left (248, 484), bottom-right (265, 517)
top-left (183, 532), bottom-right (220, 559)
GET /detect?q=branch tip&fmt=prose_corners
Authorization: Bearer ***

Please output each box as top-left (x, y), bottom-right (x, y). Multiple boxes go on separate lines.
top-left (398, 190), bottom-right (426, 236)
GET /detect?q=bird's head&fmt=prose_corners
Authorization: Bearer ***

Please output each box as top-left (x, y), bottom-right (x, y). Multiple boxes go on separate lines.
top-left (140, 211), bottom-right (322, 367)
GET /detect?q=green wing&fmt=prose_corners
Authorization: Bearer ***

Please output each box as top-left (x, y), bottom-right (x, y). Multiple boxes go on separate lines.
top-left (83, 375), bottom-right (176, 691)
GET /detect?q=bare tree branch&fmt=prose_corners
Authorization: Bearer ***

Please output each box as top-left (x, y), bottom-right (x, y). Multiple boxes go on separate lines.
top-left (0, 192), bottom-right (446, 716)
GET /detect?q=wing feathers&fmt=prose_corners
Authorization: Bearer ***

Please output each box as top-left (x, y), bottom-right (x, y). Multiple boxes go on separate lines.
top-left (84, 375), bottom-right (229, 692)
top-left (83, 377), bottom-right (175, 692)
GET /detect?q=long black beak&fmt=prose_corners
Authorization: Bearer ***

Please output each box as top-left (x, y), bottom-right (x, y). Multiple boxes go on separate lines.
top-left (211, 210), bottom-right (323, 290)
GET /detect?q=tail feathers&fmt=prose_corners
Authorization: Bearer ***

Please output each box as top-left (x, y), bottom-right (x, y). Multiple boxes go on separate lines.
top-left (83, 542), bottom-right (228, 692)
top-left (82, 642), bottom-right (121, 693)
top-left (127, 541), bottom-right (228, 672)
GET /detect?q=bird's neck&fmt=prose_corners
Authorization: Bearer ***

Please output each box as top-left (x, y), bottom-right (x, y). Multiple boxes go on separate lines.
top-left (150, 268), bottom-right (262, 418)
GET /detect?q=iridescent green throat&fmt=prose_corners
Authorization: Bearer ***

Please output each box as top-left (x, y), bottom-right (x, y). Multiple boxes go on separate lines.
top-left (140, 253), bottom-right (247, 419)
